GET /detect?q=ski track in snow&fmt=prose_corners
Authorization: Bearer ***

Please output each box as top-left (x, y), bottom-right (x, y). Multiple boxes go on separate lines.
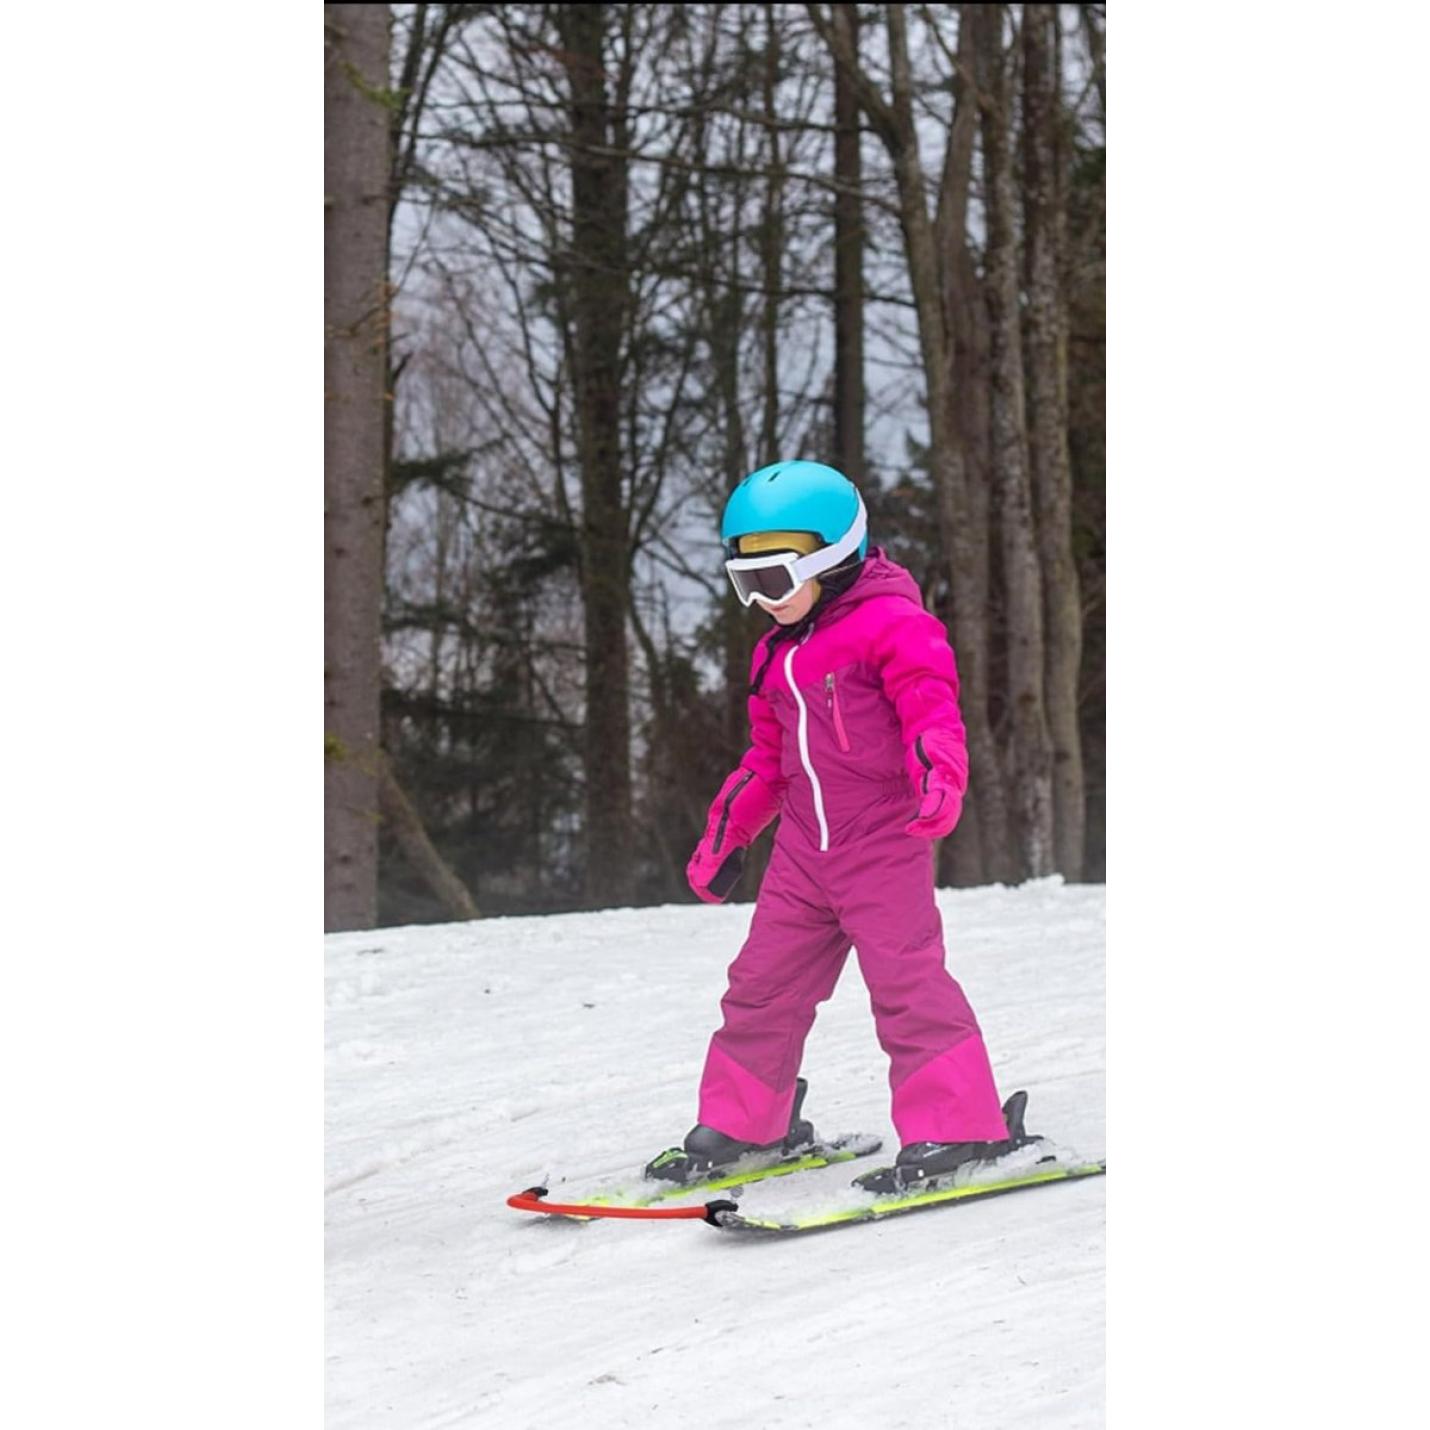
top-left (326, 879), bottom-right (1105, 1429)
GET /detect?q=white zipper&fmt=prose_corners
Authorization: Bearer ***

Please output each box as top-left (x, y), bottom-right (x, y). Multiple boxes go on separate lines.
top-left (784, 641), bottom-right (829, 851)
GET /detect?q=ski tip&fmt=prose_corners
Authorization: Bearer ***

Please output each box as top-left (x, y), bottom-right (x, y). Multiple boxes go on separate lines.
top-left (703, 1198), bottom-right (741, 1226)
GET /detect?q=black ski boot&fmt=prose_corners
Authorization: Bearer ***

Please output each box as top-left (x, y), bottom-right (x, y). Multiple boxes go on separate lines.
top-left (852, 1090), bottom-right (1043, 1195)
top-left (644, 1077), bottom-right (815, 1184)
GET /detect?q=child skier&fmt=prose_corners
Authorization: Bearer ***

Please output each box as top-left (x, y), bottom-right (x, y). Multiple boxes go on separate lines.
top-left (646, 460), bottom-right (1020, 1195)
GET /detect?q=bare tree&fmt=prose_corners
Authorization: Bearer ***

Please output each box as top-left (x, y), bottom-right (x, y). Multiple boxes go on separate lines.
top-left (937, 3), bottom-right (996, 886)
top-left (1079, 4), bottom-right (1106, 124)
top-left (1022, 3), bottom-right (1084, 878)
top-left (810, 2), bottom-right (1016, 882)
top-left (325, 3), bottom-right (392, 931)
top-left (973, 3), bottom-right (1055, 876)
top-left (378, 4), bottom-right (482, 921)
top-left (831, 2), bottom-right (865, 478)
top-left (759, 3), bottom-right (786, 466)
top-left (379, 754), bottom-right (480, 918)
top-left (557, 4), bottom-right (638, 905)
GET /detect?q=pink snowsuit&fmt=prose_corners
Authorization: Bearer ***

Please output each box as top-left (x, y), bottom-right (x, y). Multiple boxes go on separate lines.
top-left (696, 551), bottom-right (1009, 1148)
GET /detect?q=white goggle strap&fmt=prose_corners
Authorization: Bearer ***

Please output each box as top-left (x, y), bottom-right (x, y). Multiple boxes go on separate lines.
top-left (788, 495), bottom-right (867, 584)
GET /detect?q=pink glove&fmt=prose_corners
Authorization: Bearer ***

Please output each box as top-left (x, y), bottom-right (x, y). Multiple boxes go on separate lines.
top-left (904, 728), bottom-right (967, 840)
top-left (687, 846), bottom-right (746, 905)
top-left (687, 766), bottom-right (781, 903)
top-left (906, 770), bottom-right (964, 839)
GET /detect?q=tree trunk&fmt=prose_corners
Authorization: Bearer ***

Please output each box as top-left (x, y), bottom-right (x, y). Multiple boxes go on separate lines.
top-left (831, 3), bottom-right (865, 478)
top-left (887, 5), bottom-right (1011, 886)
top-left (812, 0), bottom-right (1016, 886)
top-left (325, 4), bottom-right (391, 931)
top-left (704, 185), bottom-right (752, 763)
top-left (760, 4), bottom-right (784, 466)
top-left (938, 6), bottom-right (1003, 885)
top-left (946, 233), bottom-right (998, 884)
top-left (1080, 5), bottom-right (1106, 124)
top-left (688, 22), bottom-right (754, 768)
top-left (558, 4), bottom-right (636, 906)
top-left (1022, 4), bottom-right (1085, 879)
top-left (379, 757), bottom-right (480, 920)
top-left (974, 3), bottom-right (1055, 878)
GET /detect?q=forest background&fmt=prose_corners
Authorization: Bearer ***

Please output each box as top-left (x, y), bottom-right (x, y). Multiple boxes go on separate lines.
top-left (324, 3), bottom-right (1107, 930)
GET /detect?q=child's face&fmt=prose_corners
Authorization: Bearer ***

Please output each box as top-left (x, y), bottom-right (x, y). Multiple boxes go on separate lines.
top-left (763, 581), bottom-right (819, 625)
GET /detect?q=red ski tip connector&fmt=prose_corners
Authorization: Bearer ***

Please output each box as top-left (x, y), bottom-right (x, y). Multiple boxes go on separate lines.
top-left (506, 1186), bottom-right (722, 1221)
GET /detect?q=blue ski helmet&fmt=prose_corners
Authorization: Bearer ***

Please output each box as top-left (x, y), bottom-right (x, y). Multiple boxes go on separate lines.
top-left (720, 461), bottom-right (869, 560)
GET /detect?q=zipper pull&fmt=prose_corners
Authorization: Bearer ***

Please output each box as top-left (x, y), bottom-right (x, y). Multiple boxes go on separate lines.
top-left (828, 672), bottom-right (851, 753)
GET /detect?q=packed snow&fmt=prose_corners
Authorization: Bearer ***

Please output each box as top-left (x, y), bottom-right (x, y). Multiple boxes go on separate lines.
top-left (326, 877), bottom-right (1105, 1428)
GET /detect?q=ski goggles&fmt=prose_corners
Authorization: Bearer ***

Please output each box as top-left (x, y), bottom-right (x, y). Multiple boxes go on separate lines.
top-left (724, 497), bottom-right (867, 608)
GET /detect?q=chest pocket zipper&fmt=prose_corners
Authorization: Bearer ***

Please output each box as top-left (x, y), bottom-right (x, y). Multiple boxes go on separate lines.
top-left (825, 673), bottom-right (851, 753)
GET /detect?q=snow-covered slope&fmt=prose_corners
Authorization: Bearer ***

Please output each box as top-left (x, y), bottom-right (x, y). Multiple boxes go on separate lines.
top-left (326, 879), bottom-right (1105, 1429)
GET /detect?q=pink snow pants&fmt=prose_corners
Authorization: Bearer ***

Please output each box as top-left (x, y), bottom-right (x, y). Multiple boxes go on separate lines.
top-left (697, 814), bottom-right (1009, 1148)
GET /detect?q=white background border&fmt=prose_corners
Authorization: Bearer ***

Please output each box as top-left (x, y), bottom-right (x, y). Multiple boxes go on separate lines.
top-left (5, 4), bottom-right (1428, 1425)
